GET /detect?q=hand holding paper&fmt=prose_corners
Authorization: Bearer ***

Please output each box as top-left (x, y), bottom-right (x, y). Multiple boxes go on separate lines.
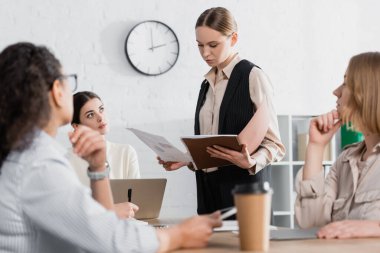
top-left (157, 157), bottom-right (189, 171)
top-left (127, 128), bottom-right (191, 163)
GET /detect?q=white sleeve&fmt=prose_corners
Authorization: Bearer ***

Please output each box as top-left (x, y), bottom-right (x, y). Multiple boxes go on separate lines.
top-left (247, 68), bottom-right (285, 174)
top-left (125, 145), bottom-right (141, 179)
top-left (249, 67), bottom-right (274, 108)
top-left (294, 161), bottom-right (339, 228)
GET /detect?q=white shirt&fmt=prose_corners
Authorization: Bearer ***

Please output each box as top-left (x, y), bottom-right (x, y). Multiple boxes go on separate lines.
top-left (0, 131), bottom-right (158, 253)
top-left (69, 141), bottom-right (141, 186)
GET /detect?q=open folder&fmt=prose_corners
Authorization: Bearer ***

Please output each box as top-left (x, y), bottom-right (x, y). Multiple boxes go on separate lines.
top-left (181, 102), bottom-right (269, 169)
top-left (181, 135), bottom-right (241, 169)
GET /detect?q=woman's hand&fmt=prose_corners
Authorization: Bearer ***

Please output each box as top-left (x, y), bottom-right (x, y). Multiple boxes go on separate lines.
top-left (69, 125), bottom-right (106, 172)
top-left (302, 110), bottom-right (341, 180)
top-left (156, 211), bottom-right (222, 252)
top-left (206, 144), bottom-right (256, 169)
top-left (176, 211), bottom-right (222, 248)
top-left (157, 157), bottom-right (188, 171)
top-left (317, 220), bottom-right (380, 239)
top-left (69, 125), bottom-right (113, 210)
top-left (114, 202), bottom-right (139, 219)
top-left (309, 110), bottom-right (341, 148)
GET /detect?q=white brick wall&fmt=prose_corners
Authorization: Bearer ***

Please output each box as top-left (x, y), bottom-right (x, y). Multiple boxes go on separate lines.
top-left (1, 0), bottom-right (380, 217)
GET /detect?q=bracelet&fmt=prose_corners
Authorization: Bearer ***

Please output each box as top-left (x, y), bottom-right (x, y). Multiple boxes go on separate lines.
top-left (87, 162), bottom-right (110, 180)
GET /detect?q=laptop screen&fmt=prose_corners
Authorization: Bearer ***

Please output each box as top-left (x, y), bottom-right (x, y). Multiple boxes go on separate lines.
top-left (110, 178), bottom-right (167, 220)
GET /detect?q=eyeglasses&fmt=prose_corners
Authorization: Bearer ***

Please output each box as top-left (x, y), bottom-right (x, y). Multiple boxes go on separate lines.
top-left (58, 74), bottom-right (78, 92)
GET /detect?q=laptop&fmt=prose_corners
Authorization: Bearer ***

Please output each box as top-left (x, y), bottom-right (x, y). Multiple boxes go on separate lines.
top-left (110, 178), bottom-right (167, 220)
top-left (270, 227), bottom-right (318, 240)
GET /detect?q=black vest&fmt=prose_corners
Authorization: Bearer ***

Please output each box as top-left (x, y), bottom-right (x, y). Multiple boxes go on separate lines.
top-left (194, 59), bottom-right (257, 137)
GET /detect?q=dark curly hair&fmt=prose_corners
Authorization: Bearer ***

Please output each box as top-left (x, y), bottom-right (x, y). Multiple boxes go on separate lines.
top-left (72, 91), bottom-right (101, 125)
top-left (0, 42), bottom-right (62, 169)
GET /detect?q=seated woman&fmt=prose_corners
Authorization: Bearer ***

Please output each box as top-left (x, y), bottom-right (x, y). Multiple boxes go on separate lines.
top-left (0, 42), bottom-right (221, 252)
top-left (69, 91), bottom-right (140, 184)
top-left (295, 52), bottom-right (380, 239)
top-left (69, 91), bottom-right (141, 219)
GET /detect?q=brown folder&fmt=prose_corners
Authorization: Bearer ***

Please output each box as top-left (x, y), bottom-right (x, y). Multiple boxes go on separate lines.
top-left (181, 135), bottom-right (242, 170)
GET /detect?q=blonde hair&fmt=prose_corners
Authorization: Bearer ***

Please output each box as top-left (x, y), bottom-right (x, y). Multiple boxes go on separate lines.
top-left (195, 7), bottom-right (237, 36)
top-left (342, 52), bottom-right (380, 134)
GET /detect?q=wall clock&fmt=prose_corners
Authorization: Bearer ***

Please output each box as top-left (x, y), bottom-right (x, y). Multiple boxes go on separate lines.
top-left (125, 20), bottom-right (180, 76)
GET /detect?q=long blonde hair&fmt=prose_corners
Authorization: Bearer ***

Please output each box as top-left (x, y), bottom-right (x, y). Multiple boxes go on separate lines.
top-left (342, 52), bottom-right (380, 134)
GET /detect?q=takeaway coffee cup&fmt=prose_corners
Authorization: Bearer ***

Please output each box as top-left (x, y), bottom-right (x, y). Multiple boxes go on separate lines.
top-left (232, 181), bottom-right (272, 251)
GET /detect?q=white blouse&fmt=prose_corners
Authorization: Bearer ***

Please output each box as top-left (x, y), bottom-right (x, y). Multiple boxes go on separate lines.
top-left (68, 141), bottom-right (141, 186)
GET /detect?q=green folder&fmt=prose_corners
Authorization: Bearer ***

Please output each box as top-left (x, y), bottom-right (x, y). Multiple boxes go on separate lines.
top-left (341, 123), bottom-right (364, 149)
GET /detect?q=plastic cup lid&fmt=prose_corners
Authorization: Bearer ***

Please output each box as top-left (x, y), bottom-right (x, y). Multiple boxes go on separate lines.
top-left (232, 181), bottom-right (272, 194)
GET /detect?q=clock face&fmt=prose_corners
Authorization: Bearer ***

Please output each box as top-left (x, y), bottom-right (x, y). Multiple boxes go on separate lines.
top-left (125, 21), bottom-right (180, 76)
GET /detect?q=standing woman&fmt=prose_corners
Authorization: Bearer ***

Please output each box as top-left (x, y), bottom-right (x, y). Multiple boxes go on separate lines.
top-left (70, 91), bottom-right (140, 185)
top-left (0, 42), bottom-right (221, 252)
top-left (159, 7), bottom-right (285, 214)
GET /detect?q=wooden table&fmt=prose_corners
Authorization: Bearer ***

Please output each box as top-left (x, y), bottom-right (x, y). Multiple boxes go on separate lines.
top-left (148, 218), bottom-right (380, 253)
top-left (173, 232), bottom-right (380, 252)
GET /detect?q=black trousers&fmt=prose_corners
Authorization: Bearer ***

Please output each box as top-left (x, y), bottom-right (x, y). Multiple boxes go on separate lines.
top-left (195, 165), bottom-right (273, 222)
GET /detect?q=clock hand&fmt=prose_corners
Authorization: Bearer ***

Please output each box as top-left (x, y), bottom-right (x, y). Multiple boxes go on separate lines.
top-left (148, 43), bottom-right (167, 51)
top-left (150, 28), bottom-right (154, 51)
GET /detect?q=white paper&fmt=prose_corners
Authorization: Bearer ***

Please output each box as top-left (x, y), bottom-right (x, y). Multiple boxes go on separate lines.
top-left (214, 220), bottom-right (278, 232)
top-left (127, 128), bottom-right (191, 163)
top-left (214, 220), bottom-right (239, 232)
